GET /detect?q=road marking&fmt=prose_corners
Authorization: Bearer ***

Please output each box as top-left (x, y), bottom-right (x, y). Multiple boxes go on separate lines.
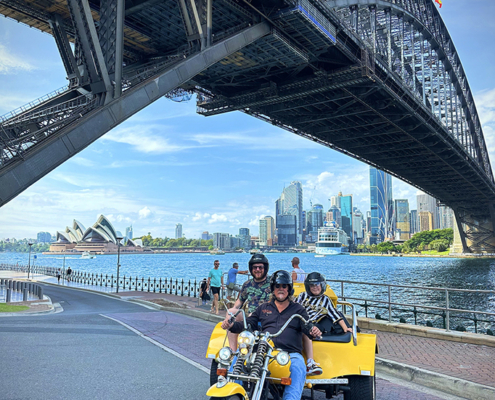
top-left (101, 314), bottom-right (210, 374)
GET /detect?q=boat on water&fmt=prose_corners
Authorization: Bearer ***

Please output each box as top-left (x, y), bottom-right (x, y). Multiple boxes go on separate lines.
top-left (210, 250), bottom-right (225, 255)
top-left (315, 222), bottom-right (349, 256)
top-left (81, 251), bottom-right (95, 259)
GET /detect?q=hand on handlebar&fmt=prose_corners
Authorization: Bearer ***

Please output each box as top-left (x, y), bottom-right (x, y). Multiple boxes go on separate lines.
top-left (310, 325), bottom-right (322, 339)
top-left (221, 319), bottom-right (234, 330)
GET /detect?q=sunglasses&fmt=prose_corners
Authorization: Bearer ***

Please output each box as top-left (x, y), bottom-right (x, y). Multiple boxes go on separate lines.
top-left (275, 284), bottom-right (288, 289)
top-left (252, 266), bottom-right (264, 270)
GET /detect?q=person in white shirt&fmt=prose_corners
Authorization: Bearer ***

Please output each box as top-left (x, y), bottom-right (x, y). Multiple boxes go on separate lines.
top-left (291, 257), bottom-right (305, 283)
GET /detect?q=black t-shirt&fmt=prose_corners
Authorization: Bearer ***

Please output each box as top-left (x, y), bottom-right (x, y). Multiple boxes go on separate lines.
top-left (230, 300), bottom-right (311, 354)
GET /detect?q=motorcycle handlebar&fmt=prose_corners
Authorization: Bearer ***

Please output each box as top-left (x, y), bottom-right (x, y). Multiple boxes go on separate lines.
top-left (269, 314), bottom-right (309, 338)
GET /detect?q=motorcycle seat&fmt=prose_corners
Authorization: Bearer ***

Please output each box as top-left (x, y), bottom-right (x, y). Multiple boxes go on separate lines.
top-left (318, 331), bottom-right (352, 343)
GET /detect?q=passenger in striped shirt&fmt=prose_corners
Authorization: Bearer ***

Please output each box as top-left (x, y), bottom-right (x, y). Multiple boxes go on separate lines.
top-left (295, 272), bottom-right (352, 375)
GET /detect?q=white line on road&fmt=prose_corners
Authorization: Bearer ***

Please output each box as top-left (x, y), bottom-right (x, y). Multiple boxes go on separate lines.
top-left (101, 314), bottom-right (210, 374)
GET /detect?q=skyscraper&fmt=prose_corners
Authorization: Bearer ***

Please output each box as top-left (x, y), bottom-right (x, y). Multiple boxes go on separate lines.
top-left (306, 204), bottom-right (324, 242)
top-left (175, 223), bottom-right (182, 239)
top-left (417, 192), bottom-right (438, 230)
top-left (277, 215), bottom-right (297, 246)
top-left (394, 199), bottom-right (410, 240)
top-left (410, 210), bottom-right (418, 234)
top-left (259, 216), bottom-right (275, 246)
top-left (352, 209), bottom-right (364, 243)
top-left (276, 181), bottom-right (303, 244)
top-left (438, 206), bottom-right (454, 230)
top-left (369, 167), bottom-right (393, 244)
top-left (340, 194), bottom-right (353, 243)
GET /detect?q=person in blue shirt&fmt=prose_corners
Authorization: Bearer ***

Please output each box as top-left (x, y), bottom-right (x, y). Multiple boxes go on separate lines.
top-left (208, 260), bottom-right (224, 314)
top-left (226, 262), bottom-right (249, 299)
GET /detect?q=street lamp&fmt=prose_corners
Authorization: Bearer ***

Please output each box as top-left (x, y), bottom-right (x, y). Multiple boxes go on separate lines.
top-left (116, 236), bottom-right (123, 293)
top-left (27, 243), bottom-right (33, 279)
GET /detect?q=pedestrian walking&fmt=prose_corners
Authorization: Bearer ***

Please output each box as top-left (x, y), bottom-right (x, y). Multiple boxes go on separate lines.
top-left (199, 278), bottom-right (210, 305)
top-left (66, 266), bottom-right (72, 282)
top-left (56, 269), bottom-right (61, 284)
top-left (207, 260), bottom-right (224, 315)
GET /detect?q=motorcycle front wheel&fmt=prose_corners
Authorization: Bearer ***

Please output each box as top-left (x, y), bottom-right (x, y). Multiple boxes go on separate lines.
top-left (209, 397), bottom-right (243, 400)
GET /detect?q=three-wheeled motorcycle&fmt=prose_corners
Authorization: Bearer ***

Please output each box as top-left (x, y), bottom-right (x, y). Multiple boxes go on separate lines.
top-left (205, 282), bottom-right (377, 399)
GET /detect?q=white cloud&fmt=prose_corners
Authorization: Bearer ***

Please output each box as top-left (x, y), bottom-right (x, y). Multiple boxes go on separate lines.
top-left (208, 213), bottom-right (228, 223)
top-left (0, 44), bottom-right (36, 74)
top-left (138, 206), bottom-right (153, 219)
top-left (70, 157), bottom-right (96, 167)
top-left (192, 212), bottom-right (210, 221)
top-left (474, 88), bottom-right (495, 168)
top-left (104, 125), bottom-right (190, 154)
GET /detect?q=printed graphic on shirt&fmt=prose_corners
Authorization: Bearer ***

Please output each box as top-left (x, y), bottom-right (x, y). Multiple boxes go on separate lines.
top-left (239, 277), bottom-right (271, 314)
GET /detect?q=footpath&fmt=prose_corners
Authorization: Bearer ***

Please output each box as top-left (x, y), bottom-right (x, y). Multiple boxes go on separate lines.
top-left (2, 271), bottom-right (495, 400)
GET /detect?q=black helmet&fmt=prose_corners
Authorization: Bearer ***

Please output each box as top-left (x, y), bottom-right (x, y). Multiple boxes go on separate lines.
top-left (270, 270), bottom-right (294, 297)
top-left (248, 253), bottom-right (269, 279)
top-left (304, 272), bottom-right (327, 297)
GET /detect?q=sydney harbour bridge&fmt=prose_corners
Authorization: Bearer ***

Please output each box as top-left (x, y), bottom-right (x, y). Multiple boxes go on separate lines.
top-left (0, 0), bottom-right (493, 253)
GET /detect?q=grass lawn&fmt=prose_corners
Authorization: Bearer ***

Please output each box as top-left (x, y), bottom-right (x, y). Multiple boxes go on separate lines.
top-left (0, 303), bottom-right (29, 312)
top-left (418, 250), bottom-right (450, 256)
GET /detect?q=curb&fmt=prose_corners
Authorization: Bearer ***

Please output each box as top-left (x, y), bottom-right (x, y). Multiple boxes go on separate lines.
top-left (358, 317), bottom-right (495, 348)
top-left (0, 295), bottom-right (55, 317)
top-left (376, 358), bottom-right (495, 400)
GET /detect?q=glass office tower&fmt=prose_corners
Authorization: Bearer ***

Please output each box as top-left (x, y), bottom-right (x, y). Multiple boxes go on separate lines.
top-left (370, 166), bottom-right (393, 244)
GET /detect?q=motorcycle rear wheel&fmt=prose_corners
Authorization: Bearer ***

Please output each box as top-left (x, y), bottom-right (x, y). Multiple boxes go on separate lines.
top-left (344, 375), bottom-right (376, 400)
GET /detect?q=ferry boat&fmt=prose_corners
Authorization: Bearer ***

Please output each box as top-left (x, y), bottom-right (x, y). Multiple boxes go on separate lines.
top-left (210, 250), bottom-right (225, 255)
top-left (81, 251), bottom-right (95, 259)
top-left (315, 222), bottom-right (349, 256)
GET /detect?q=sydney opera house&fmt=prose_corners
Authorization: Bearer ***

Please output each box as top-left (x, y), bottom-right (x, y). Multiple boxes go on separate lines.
top-left (48, 215), bottom-right (144, 254)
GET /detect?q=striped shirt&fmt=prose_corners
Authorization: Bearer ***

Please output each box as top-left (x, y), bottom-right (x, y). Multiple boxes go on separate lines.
top-left (295, 292), bottom-right (341, 323)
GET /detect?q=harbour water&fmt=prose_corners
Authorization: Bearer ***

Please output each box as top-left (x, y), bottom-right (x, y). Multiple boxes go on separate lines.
top-left (2, 252), bottom-right (494, 330)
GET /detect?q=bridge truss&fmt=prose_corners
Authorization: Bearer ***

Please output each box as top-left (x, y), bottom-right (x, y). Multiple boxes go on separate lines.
top-left (0, 0), bottom-right (494, 252)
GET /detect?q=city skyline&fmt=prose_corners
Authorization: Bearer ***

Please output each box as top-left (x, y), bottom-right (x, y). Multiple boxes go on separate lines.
top-left (0, 1), bottom-right (494, 239)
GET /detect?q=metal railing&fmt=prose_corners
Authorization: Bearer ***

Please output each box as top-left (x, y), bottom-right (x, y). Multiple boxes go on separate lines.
top-left (1, 264), bottom-right (493, 335)
top-left (0, 85), bottom-right (69, 123)
top-left (331, 279), bottom-right (495, 334)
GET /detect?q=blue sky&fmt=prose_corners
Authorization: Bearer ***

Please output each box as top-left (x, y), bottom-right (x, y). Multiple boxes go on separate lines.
top-left (1, 0), bottom-right (495, 240)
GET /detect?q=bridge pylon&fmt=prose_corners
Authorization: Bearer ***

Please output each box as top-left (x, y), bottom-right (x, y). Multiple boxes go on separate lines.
top-left (453, 208), bottom-right (495, 254)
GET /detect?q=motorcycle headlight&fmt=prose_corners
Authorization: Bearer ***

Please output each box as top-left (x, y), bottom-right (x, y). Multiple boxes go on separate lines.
top-left (275, 351), bottom-right (290, 366)
top-left (237, 331), bottom-right (255, 347)
top-left (218, 347), bottom-right (233, 362)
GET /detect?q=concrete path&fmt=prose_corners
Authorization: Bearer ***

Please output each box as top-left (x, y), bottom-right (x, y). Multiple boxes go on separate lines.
top-left (2, 270), bottom-right (494, 399)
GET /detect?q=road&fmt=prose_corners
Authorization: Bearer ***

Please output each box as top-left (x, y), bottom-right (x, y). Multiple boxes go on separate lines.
top-left (0, 284), bottom-right (463, 399)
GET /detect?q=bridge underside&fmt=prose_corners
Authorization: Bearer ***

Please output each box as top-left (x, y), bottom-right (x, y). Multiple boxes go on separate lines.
top-left (1, 0), bottom-right (495, 253)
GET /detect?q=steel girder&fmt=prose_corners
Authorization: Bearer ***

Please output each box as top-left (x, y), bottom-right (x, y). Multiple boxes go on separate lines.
top-left (0, 22), bottom-right (271, 206)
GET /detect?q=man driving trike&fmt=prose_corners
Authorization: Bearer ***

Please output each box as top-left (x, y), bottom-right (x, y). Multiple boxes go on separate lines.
top-left (221, 269), bottom-right (322, 400)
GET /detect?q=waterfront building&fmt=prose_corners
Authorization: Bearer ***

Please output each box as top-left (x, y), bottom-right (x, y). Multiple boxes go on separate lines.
top-left (175, 223), bottom-right (182, 239)
top-left (395, 199), bottom-right (410, 240)
top-left (276, 181), bottom-right (303, 244)
top-left (202, 231), bottom-right (212, 241)
top-left (230, 236), bottom-right (241, 249)
top-left (366, 211), bottom-right (371, 233)
top-left (419, 211), bottom-right (434, 232)
top-left (417, 192), bottom-right (438, 230)
top-left (277, 214), bottom-right (297, 246)
top-left (37, 231), bottom-right (52, 243)
top-left (340, 194), bottom-right (353, 244)
top-left (259, 216), bottom-right (274, 246)
top-left (125, 225), bottom-right (133, 240)
top-left (238, 228), bottom-right (251, 249)
top-left (439, 206), bottom-right (454, 230)
top-left (213, 232), bottom-right (231, 250)
top-left (410, 210), bottom-right (418, 234)
top-left (369, 167), bottom-right (393, 244)
top-left (49, 216), bottom-right (142, 254)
